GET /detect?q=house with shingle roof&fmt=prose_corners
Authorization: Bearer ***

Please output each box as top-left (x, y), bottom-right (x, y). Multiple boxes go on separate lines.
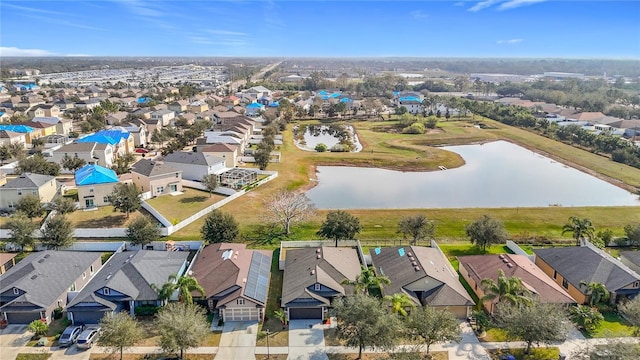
top-left (370, 246), bottom-right (474, 318)
top-left (74, 164), bottom-right (121, 209)
top-left (191, 243), bottom-right (271, 322)
top-left (49, 142), bottom-right (114, 170)
top-left (0, 130), bottom-right (27, 148)
top-left (0, 173), bottom-right (59, 211)
top-left (130, 159), bottom-right (182, 197)
top-left (0, 251), bottom-right (102, 324)
top-left (459, 254), bottom-right (575, 314)
top-left (534, 245), bottom-right (640, 304)
top-left (281, 246), bottom-right (364, 320)
top-left (66, 250), bottom-right (189, 325)
top-left (0, 253), bottom-right (17, 275)
top-left (162, 151), bottom-right (225, 181)
top-left (199, 143), bottom-right (239, 168)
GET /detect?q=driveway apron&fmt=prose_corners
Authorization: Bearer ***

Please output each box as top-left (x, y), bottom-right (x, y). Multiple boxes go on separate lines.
top-left (215, 321), bottom-right (258, 360)
top-left (287, 320), bottom-right (328, 360)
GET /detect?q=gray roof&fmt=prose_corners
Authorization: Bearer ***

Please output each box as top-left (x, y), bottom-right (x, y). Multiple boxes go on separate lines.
top-left (163, 151), bottom-right (224, 167)
top-left (1, 173), bottom-right (55, 189)
top-left (130, 159), bottom-right (181, 178)
top-left (370, 246), bottom-right (474, 307)
top-left (68, 250), bottom-right (189, 308)
top-left (281, 247), bottom-right (362, 307)
top-left (0, 251), bottom-right (102, 309)
top-left (534, 247), bottom-right (640, 293)
top-left (55, 142), bottom-right (98, 153)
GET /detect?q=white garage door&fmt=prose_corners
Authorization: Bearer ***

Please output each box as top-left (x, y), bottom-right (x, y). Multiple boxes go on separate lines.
top-left (225, 308), bottom-right (259, 322)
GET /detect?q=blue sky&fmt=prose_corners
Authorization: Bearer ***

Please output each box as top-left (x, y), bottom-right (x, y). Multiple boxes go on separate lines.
top-left (1, 1), bottom-right (638, 58)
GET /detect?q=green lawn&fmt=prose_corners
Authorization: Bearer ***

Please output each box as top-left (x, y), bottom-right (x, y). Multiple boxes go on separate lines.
top-left (487, 347), bottom-right (560, 360)
top-left (480, 327), bottom-right (510, 342)
top-left (256, 249), bottom-right (289, 346)
top-left (582, 311), bottom-right (635, 338)
top-left (145, 188), bottom-right (227, 223)
top-left (16, 354), bottom-right (51, 360)
top-left (70, 206), bottom-right (153, 228)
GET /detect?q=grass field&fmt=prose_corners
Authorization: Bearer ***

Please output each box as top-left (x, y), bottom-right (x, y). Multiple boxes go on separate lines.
top-left (582, 311), bottom-right (635, 338)
top-left (145, 188), bottom-right (227, 223)
top-left (16, 354), bottom-right (51, 360)
top-left (487, 347), bottom-right (560, 360)
top-left (70, 206), bottom-right (153, 228)
top-left (165, 118), bottom-right (640, 242)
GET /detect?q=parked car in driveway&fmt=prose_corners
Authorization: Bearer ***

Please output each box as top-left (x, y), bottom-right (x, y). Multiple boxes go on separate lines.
top-left (58, 325), bottom-right (83, 347)
top-left (75, 327), bottom-right (100, 349)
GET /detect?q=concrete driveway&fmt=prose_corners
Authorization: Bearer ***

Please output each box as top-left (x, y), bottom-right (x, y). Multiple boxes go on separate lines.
top-left (0, 325), bottom-right (31, 360)
top-left (288, 320), bottom-right (328, 360)
top-left (215, 321), bottom-right (258, 360)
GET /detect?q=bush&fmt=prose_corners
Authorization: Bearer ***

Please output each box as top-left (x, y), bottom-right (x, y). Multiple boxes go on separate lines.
top-left (53, 307), bottom-right (63, 320)
top-left (402, 122), bottom-right (425, 134)
top-left (134, 305), bottom-right (160, 316)
top-left (314, 143), bottom-right (327, 152)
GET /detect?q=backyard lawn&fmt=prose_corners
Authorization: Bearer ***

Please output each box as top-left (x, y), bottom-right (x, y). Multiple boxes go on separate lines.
top-left (145, 188), bottom-right (227, 223)
top-left (70, 206), bottom-right (153, 228)
top-left (582, 311), bottom-right (635, 338)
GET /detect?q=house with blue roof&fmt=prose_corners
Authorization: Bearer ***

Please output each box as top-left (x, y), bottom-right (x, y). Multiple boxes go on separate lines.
top-left (396, 92), bottom-right (425, 114)
top-left (74, 164), bottom-right (121, 209)
top-left (245, 102), bottom-right (265, 117)
top-left (77, 129), bottom-right (134, 156)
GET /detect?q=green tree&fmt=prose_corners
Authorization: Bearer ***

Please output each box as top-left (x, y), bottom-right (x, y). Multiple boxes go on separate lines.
top-left (61, 154), bottom-right (87, 172)
top-left (0, 145), bottom-right (11, 165)
top-left (151, 277), bottom-right (178, 305)
top-left (17, 154), bottom-right (60, 176)
top-left (314, 143), bottom-right (327, 152)
top-left (6, 213), bottom-right (37, 251)
top-left (562, 216), bottom-right (595, 246)
top-left (570, 305), bottom-right (604, 331)
top-left (200, 209), bottom-right (239, 244)
top-left (99, 312), bottom-right (144, 360)
top-left (155, 302), bottom-right (209, 359)
top-left (262, 189), bottom-right (316, 235)
top-left (332, 293), bottom-right (401, 359)
top-left (15, 194), bottom-right (44, 219)
top-left (406, 306), bottom-right (461, 354)
top-left (579, 281), bottom-right (610, 306)
top-left (624, 223), bottom-right (640, 246)
top-left (200, 174), bottom-right (219, 198)
top-left (126, 216), bottom-right (161, 247)
top-left (495, 301), bottom-right (570, 354)
top-left (317, 210), bottom-right (362, 247)
top-left (40, 214), bottom-right (75, 250)
top-left (619, 296), bottom-right (640, 332)
top-left (28, 319), bottom-right (48, 337)
top-left (465, 214), bottom-right (508, 252)
top-left (397, 214), bottom-right (436, 246)
top-left (30, 137), bottom-right (45, 150)
top-left (174, 275), bottom-right (205, 304)
top-left (480, 269), bottom-right (533, 311)
top-left (342, 265), bottom-right (391, 295)
top-left (253, 140), bottom-right (273, 171)
top-left (107, 183), bottom-right (142, 218)
top-left (49, 196), bottom-right (77, 215)
top-left (383, 293), bottom-right (415, 317)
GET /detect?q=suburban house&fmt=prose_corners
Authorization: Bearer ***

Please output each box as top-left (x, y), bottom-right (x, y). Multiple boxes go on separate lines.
top-left (150, 109), bottom-right (175, 126)
top-left (130, 159), bottom-right (183, 196)
top-left (223, 96), bottom-right (240, 109)
top-left (168, 100), bottom-right (189, 113)
top-left (534, 245), bottom-right (640, 304)
top-left (0, 125), bottom-right (38, 145)
top-left (370, 246), bottom-right (475, 318)
top-left (0, 253), bottom-right (17, 275)
top-left (458, 254), bottom-right (575, 314)
top-left (49, 142), bottom-right (115, 169)
top-left (0, 173), bottom-right (59, 211)
top-left (77, 129), bottom-right (134, 156)
top-left (200, 143), bottom-right (239, 168)
top-left (191, 243), bottom-right (271, 322)
top-left (162, 151), bottom-right (226, 181)
top-left (22, 121), bottom-right (58, 138)
top-left (53, 99), bottom-right (75, 111)
top-left (119, 124), bottom-right (147, 148)
top-left (0, 130), bottom-right (27, 147)
top-left (66, 250), bottom-right (189, 325)
top-left (619, 251), bottom-right (640, 275)
top-left (28, 105), bottom-right (61, 119)
top-left (281, 246), bottom-right (363, 320)
top-left (0, 251), bottom-right (102, 324)
top-left (188, 100), bottom-right (209, 113)
top-left (106, 111), bottom-right (129, 126)
top-left (75, 98), bottom-right (101, 111)
top-left (31, 117), bottom-right (73, 136)
top-left (245, 102), bottom-right (265, 116)
top-left (74, 164), bottom-right (121, 209)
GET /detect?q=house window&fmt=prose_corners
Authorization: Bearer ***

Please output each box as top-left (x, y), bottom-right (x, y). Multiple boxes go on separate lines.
top-left (562, 278), bottom-right (568, 289)
top-left (635, 281), bottom-right (640, 288)
top-left (156, 186), bottom-right (164, 194)
top-left (103, 196), bottom-right (110, 203)
top-left (237, 299), bottom-right (245, 305)
top-left (90, 265), bottom-right (94, 274)
top-left (17, 189), bottom-right (22, 196)
top-left (13, 288), bottom-right (19, 295)
top-left (175, 173), bottom-right (179, 178)
top-left (553, 270), bottom-right (557, 279)
top-left (103, 288), bottom-right (110, 295)
top-left (89, 187), bottom-right (94, 193)
top-left (314, 283), bottom-right (321, 291)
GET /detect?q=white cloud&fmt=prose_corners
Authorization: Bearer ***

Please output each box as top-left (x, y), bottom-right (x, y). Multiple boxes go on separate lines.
top-left (24, 14), bottom-right (106, 31)
top-left (468, 0), bottom-right (501, 12)
top-left (497, 38), bottom-right (524, 44)
top-left (411, 10), bottom-right (429, 19)
top-left (498, 0), bottom-right (547, 10)
top-left (0, 47), bottom-right (54, 56)
top-left (454, 2), bottom-right (467, 7)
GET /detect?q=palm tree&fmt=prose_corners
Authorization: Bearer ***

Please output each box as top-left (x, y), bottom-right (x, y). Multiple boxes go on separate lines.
top-left (384, 293), bottom-right (415, 317)
top-left (562, 216), bottom-right (595, 246)
top-left (151, 280), bottom-right (177, 305)
top-left (580, 281), bottom-right (610, 306)
top-left (480, 269), bottom-right (533, 312)
top-left (175, 275), bottom-right (205, 304)
top-left (341, 265), bottom-right (390, 295)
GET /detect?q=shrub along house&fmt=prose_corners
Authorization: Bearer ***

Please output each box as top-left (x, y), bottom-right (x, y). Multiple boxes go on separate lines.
top-left (66, 250), bottom-right (189, 325)
top-left (191, 243), bottom-right (271, 322)
top-left (0, 251), bottom-right (102, 324)
top-left (281, 246), bottom-right (363, 321)
top-left (370, 246), bottom-right (475, 318)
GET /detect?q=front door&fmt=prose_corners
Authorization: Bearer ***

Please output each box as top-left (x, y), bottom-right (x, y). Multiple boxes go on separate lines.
top-left (169, 184), bottom-right (177, 192)
top-left (85, 198), bottom-right (94, 208)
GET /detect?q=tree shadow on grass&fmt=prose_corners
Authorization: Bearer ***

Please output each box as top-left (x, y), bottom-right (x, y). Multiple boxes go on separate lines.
top-left (179, 196), bottom-right (208, 203)
top-left (76, 214), bottom-right (127, 228)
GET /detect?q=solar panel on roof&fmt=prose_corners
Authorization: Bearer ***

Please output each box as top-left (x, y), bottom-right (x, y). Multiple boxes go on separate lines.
top-left (374, 247), bottom-right (381, 255)
top-left (398, 248), bottom-right (405, 257)
top-left (244, 252), bottom-right (270, 304)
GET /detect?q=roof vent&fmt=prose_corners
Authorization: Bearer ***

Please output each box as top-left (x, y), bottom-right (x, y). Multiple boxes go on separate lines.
top-left (316, 248), bottom-right (321, 253)
top-left (407, 252), bottom-right (413, 257)
top-left (409, 256), bottom-right (415, 262)
top-left (503, 258), bottom-right (509, 263)
top-left (44, 254), bottom-right (50, 258)
top-left (38, 258), bottom-right (45, 263)
top-left (398, 248), bottom-right (406, 257)
top-left (374, 247), bottom-right (381, 255)
top-left (106, 273), bottom-right (112, 280)
top-left (498, 254), bottom-right (505, 259)
top-left (310, 269), bottom-right (315, 275)
top-left (31, 275), bottom-right (38, 280)
top-left (414, 266), bottom-right (421, 271)
top-left (411, 261), bottom-right (418, 266)
top-left (317, 254), bottom-right (321, 259)
top-left (505, 262), bottom-right (513, 268)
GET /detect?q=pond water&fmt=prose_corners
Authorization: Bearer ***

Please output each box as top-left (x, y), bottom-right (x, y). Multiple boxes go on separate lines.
top-left (306, 140), bottom-right (639, 209)
top-left (295, 125), bottom-right (363, 152)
